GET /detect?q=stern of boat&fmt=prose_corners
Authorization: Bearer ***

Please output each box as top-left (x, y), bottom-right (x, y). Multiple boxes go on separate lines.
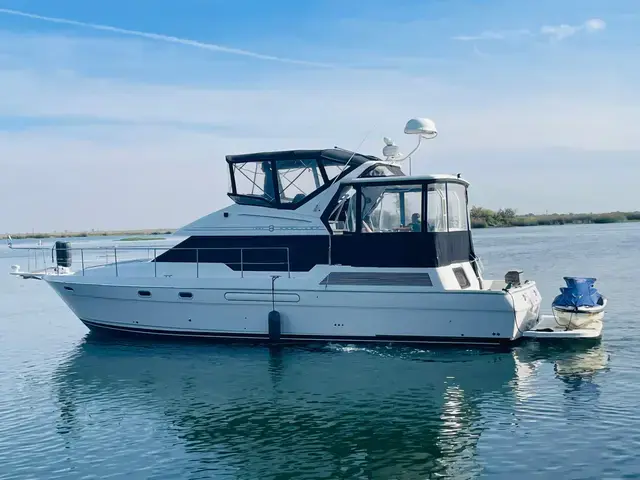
top-left (503, 281), bottom-right (543, 339)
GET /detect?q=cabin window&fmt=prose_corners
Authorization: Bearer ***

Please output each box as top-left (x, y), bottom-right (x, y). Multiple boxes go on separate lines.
top-left (321, 159), bottom-right (347, 183)
top-left (426, 184), bottom-right (447, 232)
top-left (359, 184), bottom-right (422, 233)
top-left (327, 186), bottom-right (357, 233)
top-left (361, 164), bottom-right (404, 178)
top-left (276, 159), bottom-right (323, 205)
top-left (447, 183), bottom-right (469, 231)
top-left (231, 161), bottom-right (276, 203)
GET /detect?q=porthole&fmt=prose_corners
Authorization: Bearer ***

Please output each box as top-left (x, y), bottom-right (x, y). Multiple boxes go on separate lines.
top-left (138, 290), bottom-right (151, 297)
top-left (179, 292), bottom-right (193, 299)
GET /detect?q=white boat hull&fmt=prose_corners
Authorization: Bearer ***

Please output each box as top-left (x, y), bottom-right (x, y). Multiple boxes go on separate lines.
top-left (44, 268), bottom-right (542, 346)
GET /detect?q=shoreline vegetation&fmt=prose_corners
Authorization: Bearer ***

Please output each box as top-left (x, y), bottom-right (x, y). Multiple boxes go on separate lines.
top-left (2, 209), bottom-right (639, 240)
top-left (1, 229), bottom-right (173, 241)
top-left (469, 207), bottom-right (640, 229)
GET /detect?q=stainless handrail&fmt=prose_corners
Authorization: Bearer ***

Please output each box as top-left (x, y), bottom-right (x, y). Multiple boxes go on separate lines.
top-left (10, 245), bottom-right (292, 279)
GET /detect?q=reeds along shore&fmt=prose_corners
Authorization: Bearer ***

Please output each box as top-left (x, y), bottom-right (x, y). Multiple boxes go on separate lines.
top-left (2, 210), bottom-right (639, 240)
top-left (0, 230), bottom-right (173, 240)
top-left (470, 208), bottom-right (640, 229)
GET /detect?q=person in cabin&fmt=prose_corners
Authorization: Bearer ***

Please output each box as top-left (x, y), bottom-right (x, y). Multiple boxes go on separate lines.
top-left (409, 213), bottom-right (422, 232)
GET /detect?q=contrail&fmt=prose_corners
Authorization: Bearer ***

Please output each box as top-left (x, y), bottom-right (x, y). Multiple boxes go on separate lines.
top-left (0, 8), bottom-right (334, 68)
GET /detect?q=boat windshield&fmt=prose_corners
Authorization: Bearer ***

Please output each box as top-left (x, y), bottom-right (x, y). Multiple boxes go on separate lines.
top-left (328, 181), bottom-right (469, 233)
top-left (360, 184), bottom-right (423, 233)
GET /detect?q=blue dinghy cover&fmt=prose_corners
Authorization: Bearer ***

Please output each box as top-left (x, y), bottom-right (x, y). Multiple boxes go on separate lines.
top-left (552, 277), bottom-right (602, 308)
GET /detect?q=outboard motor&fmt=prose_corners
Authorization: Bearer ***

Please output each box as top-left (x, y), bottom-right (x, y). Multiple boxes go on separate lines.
top-left (54, 241), bottom-right (72, 268)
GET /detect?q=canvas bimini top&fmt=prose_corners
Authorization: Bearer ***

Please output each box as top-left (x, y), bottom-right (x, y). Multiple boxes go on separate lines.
top-left (225, 148), bottom-right (400, 210)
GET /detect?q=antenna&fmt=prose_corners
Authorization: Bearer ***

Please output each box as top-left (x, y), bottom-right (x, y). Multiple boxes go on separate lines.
top-left (329, 126), bottom-right (375, 187)
top-left (382, 117), bottom-right (438, 174)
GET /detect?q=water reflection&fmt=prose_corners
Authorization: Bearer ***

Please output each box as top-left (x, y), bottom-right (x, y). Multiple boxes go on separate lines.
top-left (52, 336), bottom-right (608, 479)
top-left (515, 341), bottom-right (609, 421)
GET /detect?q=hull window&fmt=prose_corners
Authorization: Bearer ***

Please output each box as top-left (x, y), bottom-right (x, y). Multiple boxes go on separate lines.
top-left (138, 290), bottom-right (151, 297)
top-left (179, 292), bottom-right (193, 299)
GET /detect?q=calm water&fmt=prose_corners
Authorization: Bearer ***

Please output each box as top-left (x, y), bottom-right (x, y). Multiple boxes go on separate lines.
top-left (0, 224), bottom-right (638, 479)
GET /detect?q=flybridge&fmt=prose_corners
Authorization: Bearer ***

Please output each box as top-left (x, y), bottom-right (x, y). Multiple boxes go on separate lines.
top-left (224, 117), bottom-right (441, 211)
top-left (225, 148), bottom-right (391, 210)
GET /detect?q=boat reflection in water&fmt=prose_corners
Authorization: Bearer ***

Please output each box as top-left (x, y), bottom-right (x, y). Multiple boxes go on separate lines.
top-left (52, 336), bottom-right (608, 478)
top-left (515, 341), bottom-right (609, 421)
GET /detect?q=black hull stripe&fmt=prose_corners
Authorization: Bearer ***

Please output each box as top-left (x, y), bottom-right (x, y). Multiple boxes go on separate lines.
top-left (81, 319), bottom-right (513, 346)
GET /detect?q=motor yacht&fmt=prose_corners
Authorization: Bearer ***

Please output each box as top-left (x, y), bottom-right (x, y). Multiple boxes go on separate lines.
top-left (8, 118), bottom-right (606, 344)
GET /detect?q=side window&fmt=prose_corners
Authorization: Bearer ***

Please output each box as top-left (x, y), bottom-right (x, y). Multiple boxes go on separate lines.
top-left (327, 186), bottom-right (357, 233)
top-left (321, 159), bottom-right (346, 183)
top-left (361, 165), bottom-right (404, 177)
top-left (426, 184), bottom-right (447, 232)
top-left (360, 185), bottom-right (422, 233)
top-left (276, 159), bottom-right (322, 204)
top-left (231, 161), bottom-right (275, 201)
top-left (447, 183), bottom-right (469, 231)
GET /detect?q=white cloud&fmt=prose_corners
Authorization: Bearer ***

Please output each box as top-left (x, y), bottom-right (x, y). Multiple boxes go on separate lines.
top-left (0, 8), bottom-right (334, 68)
top-left (453, 29), bottom-right (530, 41)
top-left (540, 24), bottom-right (580, 40)
top-left (456, 18), bottom-right (606, 42)
top-left (584, 18), bottom-right (607, 32)
top-left (541, 18), bottom-right (607, 40)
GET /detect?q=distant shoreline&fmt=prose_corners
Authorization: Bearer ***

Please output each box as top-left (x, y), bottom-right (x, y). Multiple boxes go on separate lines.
top-left (3, 209), bottom-right (639, 240)
top-left (470, 208), bottom-right (640, 229)
top-left (1, 229), bottom-right (174, 241)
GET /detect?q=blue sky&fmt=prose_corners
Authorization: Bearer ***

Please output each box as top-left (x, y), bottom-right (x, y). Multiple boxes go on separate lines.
top-left (0, 0), bottom-right (638, 232)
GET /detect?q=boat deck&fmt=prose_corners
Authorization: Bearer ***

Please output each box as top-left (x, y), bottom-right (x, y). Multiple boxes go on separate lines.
top-left (523, 314), bottom-right (603, 340)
